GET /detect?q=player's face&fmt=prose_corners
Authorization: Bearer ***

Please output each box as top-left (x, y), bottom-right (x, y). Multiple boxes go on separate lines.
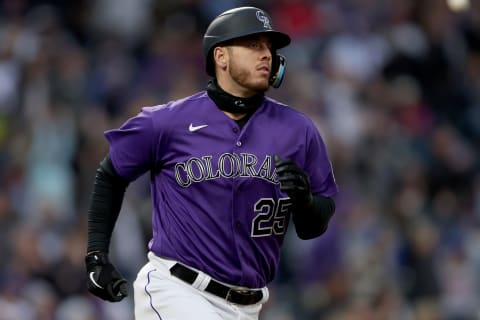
top-left (225, 35), bottom-right (273, 95)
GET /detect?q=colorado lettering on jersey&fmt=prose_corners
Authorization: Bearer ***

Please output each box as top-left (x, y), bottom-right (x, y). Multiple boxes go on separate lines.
top-left (174, 153), bottom-right (279, 187)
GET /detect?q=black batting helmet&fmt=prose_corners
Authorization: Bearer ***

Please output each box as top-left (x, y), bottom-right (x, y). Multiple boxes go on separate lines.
top-left (203, 6), bottom-right (291, 77)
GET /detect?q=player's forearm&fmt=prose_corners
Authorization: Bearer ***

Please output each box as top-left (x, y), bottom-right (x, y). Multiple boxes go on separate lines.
top-left (87, 155), bottom-right (129, 253)
top-left (292, 195), bottom-right (335, 240)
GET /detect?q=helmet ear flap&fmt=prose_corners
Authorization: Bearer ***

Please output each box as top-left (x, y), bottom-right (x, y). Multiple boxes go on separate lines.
top-left (270, 54), bottom-right (286, 88)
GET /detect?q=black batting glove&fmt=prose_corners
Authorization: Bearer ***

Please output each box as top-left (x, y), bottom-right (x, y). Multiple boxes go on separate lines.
top-left (274, 155), bottom-right (313, 207)
top-left (85, 251), bottom-right (128, 302)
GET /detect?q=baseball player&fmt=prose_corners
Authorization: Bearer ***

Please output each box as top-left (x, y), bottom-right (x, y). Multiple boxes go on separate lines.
top-left (85, 6), bottom-right (338, 320)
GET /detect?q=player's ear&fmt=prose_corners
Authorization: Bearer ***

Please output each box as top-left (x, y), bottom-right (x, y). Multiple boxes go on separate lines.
top-left (213, 46), bottom-right (228, 71)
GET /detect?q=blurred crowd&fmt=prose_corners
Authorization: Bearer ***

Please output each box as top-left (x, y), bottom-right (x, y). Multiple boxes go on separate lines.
top-left (0, 0), bottom-right (479, 319)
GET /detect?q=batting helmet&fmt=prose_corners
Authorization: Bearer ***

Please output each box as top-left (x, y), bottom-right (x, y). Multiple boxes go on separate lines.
top-left (203, 7), bottom-right (291, 87)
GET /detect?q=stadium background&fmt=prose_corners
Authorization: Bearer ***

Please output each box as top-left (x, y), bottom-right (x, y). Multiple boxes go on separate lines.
top-left (0, 0), bottom-right (479, 319)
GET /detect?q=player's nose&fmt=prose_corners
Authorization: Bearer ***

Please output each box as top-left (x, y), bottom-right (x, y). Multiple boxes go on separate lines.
top-left (259, 45), bottom-right (272, 60)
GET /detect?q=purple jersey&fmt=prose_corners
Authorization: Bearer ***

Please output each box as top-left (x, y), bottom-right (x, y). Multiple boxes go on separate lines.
top-left (105, 91), bottom-right (338, 288)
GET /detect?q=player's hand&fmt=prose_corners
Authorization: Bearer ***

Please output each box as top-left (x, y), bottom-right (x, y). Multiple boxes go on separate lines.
top-left (274, 155), bottom-right (313, 207)
top-left (85, 251), bottom-right (128, 302)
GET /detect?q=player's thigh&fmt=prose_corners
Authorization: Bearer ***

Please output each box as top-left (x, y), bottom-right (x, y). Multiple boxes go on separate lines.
top-left (210, 299), bottom-right (263, 320)
top-left (133, 263), bottom-right (223, 320)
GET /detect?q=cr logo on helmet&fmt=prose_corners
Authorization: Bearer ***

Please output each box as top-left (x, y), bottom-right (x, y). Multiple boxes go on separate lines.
top-left (256, 10), bottom-right (272, 29)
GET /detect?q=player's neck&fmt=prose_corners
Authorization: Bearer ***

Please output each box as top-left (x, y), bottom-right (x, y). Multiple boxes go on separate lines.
top-left (206, 80), bottom-right (264, 118)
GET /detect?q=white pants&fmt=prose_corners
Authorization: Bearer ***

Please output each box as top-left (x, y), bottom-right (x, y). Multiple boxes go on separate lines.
top-left (133, 252), bottom-right (269, 320)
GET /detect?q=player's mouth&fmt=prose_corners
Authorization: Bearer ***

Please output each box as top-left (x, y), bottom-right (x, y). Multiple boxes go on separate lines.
top-left (256, 65), bottom-right (270, 76)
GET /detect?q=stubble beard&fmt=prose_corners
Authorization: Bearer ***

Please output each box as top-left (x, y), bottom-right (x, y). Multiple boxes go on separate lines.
top-left (229, 61), bottom-right (269, 94)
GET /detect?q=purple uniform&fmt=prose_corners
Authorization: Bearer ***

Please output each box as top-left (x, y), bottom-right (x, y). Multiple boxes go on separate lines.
top-left (105, 91), bottom-right (338, 288)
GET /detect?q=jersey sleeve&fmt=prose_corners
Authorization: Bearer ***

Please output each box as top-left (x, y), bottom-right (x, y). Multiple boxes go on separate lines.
top-left (104, 107), bottom-right (157, 182)
top-left (304, 119), bottom-right (339, 197)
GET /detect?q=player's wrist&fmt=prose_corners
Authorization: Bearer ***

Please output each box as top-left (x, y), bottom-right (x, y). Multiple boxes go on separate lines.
top-left (85, 251), bottom-right (110, 268)
top-left (291, 192), bottom-right (313, 212)
top-left (304, 192), bottom-right (314, 208)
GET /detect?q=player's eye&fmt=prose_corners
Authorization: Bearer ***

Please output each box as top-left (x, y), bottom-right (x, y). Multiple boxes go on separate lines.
top-left (249, 40), bottom-right (271, 51)
top-left (249, 41), bottom-right (261, 49)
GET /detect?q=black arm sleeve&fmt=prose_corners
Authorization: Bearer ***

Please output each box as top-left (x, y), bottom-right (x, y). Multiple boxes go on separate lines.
top-left (87, 155), bottom-right (129, 253)
top-left (292, 195), bottom-right (336, 240)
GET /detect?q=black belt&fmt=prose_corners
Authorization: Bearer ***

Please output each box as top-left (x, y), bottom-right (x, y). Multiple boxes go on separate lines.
top-left (169, 263), bottom-right (263, 305)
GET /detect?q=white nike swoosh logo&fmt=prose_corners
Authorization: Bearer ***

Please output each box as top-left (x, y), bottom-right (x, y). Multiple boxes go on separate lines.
top-left (189, 123), bottom-right (208, 132)
top-left (89, 272), bottom-right (104, 289)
